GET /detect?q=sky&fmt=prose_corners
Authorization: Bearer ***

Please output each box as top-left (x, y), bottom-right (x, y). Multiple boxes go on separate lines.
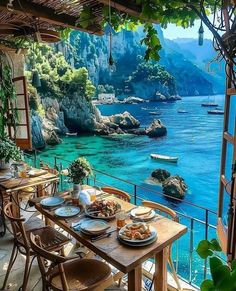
top-left (163, 19), bottom-right (213, 40)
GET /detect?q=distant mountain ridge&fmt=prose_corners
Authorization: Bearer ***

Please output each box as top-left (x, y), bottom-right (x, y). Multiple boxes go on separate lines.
top-left (58, 25), bottom-right (225, 98)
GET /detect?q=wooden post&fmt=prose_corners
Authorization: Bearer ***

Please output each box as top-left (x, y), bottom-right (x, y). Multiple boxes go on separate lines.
top-left (154, 248), bottom-right (168, 291)
top-left (128, 265), bottom-right (142, 291)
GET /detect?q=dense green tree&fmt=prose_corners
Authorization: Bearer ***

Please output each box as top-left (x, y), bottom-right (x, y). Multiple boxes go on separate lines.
top-left (26, 43), bottom-right (96, 101)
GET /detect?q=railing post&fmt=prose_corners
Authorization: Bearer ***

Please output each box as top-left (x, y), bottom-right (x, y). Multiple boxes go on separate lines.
top-left (54, 156), bottom-right (58, 170)
top-left (59, 162), bottom-right (63, 191)
top-left (189, 218), bottom-right (194, 283)
top-left (33, 149), bottom-right (37, 167)
top-left (204, 210), bottom-right (209, 280)
top-left (134, 184), bottom-right (137, 205)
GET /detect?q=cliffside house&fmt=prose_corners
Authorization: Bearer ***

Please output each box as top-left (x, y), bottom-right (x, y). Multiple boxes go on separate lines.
top-left (98, 93), bottom-right (117, 104)
top-left (0, 1), bottom-right (236, 291)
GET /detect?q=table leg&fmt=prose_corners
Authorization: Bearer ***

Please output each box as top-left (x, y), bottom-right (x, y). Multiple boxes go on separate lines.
top-left (154, 247), bottom-right (168, 291)
top-left (128, 265), bottom-right (142, 291)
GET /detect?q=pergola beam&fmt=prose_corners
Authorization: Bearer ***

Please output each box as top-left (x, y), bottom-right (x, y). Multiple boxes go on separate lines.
top-left (97, 0), bottom-right (159, 23)
top-left (0, 0), bottom-right (103, 36)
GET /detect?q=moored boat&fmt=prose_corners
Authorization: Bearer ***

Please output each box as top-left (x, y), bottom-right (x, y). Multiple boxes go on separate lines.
top-left (149, 111), bottom-right (161, 115)
top-left (150, 154), bottom-right (178, 163)
top-left (201, 103), bottom-right (218, 107)
top-left (66, 132), bottom-right (77, 136)
top-left (177, 109), bottom-right (188, 113)
top-left (207, 110), bottom-right (224, 115)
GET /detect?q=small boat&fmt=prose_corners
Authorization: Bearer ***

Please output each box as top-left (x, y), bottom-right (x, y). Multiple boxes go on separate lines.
top-left (66, 132), bottom-right (77, 136)
top-left (207, 110), bottom-right (224, 115)
top-left (150, 154), bottom-right (178, 163)
top-left (201, 103), bottom-right (218, 107)
top-left (149, 111), bottom-right (161, 116)
top-left (177, 109), bottom-right (188, 113)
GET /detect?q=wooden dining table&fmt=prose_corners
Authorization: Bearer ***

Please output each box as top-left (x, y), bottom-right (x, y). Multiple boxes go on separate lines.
top-left (0, 167), bottom-right (59, 236)
top-left (31, 194), bottom-right (187, 291)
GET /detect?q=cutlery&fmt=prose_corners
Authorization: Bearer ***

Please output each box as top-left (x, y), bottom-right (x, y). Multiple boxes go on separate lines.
top-left (125, 206), bottom-right (138, 214)
top-left (91, 228), bottom-right (117, 242)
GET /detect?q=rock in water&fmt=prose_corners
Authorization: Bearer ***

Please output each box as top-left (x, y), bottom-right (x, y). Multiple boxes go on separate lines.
top-left (162, 175), bottom-right (187, 199)
top-left (123, 96), bottom-right (146, 104)
top-left (146, 119), bottom-right (167, 138)
top-left (108, 111), bottom-right (140, 129)
top-left (151, 169), bottom-right (171, 183)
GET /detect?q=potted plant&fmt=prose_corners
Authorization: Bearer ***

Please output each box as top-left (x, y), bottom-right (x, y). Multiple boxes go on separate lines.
top-left (197, 238), bottom-right (236, 290)
top-left (68, 157), bottom-right (92, 192)
top-left (0, 137), bottom-right (23, 169)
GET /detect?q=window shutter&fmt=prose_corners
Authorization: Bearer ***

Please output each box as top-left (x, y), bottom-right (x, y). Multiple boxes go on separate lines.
top-left (8, 76), bottom-right (32, 150)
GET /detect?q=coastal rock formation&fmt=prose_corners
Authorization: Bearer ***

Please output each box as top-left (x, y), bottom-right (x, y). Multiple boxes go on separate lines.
top-left (162, 175), bottom-right (188, 199)
top-left (151, 92), bottom-right (182, 102)
top-left (123, 96), bottom-right (146, 104)
top-left (146, 119), bottom-right (167, 138)
top-left (31, 114), bottom-right (46, 149)
top-left (108, 111), bottom-right (140, 129)
top-left (151, 169), bottom-right (171, 183)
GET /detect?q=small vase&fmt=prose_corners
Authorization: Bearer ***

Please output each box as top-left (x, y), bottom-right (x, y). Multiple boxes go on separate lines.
top-left (0, 159), bottom-right (12, 170)
top-left (71, 183), bottom-right (82, 205)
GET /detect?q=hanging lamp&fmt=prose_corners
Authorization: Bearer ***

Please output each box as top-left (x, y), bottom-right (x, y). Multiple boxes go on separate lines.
top-left (108, 0), bottom-right (116, 73)
top-left (31, 43), bottom-right (41, 88)
top-left (198, 21), bottom-right (204, 46)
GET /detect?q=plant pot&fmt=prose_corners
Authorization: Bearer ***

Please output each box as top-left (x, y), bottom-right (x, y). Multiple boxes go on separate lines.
top-left (0, 159), bottom-right (12, 170)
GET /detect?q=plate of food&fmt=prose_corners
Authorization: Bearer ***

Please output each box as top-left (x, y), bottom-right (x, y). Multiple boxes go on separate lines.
top-left (80, 219), bottom-right (110, 235)
top-left (130, 207), bottom-right (156, 221)
top-left (54, 206), bottom-right (81, 218)
top-left (40, 197), bottom-right (65, 207)
top-left (85, 200), bottom-right (121, 220)
top-left (118, 222), bottom-right (157, 243)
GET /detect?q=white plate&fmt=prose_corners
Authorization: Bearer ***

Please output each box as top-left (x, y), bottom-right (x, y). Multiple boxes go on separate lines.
top-left (40, 197), bottom-right (65, 207)
top-left (118, 223), bottom-right (157, 243)
top-left (80, 219), bottom-right (110, 234)
top-left (0, 174), bottom-right (12, 181)
top-left (86, 189), bottom-right (102, 196)
top-left (118, 235), bottom-right (157, 247)
top-left (55, 206), bottom-right (81, 218)
top-left (131, 209), bottom-right (156, 221)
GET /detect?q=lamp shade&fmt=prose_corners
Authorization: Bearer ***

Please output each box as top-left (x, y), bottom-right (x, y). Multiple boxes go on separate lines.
top-left (32, 70), bottom-right (41, 88)
top-left (198, 22), bottom-right (204, 46)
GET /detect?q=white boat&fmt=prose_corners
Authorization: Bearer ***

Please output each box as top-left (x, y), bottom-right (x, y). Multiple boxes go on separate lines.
top-left (177, 109), bottom-right (188, 113)
top-left (208, 110), bottom-right (224, 115)
top-left (66, 132), bottom-right (77, 136)
top-left (149, 111), bottom-right (161, 116)
top-left (150, 154), bottom-right (178, 163)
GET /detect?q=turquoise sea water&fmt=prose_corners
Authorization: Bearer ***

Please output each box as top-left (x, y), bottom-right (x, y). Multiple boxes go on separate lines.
top-left (36, 94), bottom-right (236, 285)
top-left (39, 95), bottom-right (226, 216)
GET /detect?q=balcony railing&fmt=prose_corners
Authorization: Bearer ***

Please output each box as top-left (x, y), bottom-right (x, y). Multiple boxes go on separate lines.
top-left (24, 150), bottom-right (222, 289)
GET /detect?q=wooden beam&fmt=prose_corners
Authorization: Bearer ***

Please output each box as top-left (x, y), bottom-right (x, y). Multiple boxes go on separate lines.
top-left (0, 0), bottom-right (103, 36)
top-left (97, 0), bottom-right (159, 23)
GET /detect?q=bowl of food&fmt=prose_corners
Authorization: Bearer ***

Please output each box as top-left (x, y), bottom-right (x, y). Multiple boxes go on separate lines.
top-left (118, 222), bottom-right (157, 243)
top-left (85, 200), bottom-right (121, 220)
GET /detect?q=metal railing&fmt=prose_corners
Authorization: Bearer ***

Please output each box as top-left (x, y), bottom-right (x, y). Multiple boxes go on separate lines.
top-left (24, 150), bottom-right (220, 288)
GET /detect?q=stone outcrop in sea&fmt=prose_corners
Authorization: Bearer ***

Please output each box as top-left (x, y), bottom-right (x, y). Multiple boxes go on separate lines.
top-left (122, 96), bottom-right (146, 104)
top-left (151, 169), bottom-right (171, 183)
top-left (162, 175), bottom-right (188, 199)
top-left (30, 95), bottom-right (168, 149)
top-left (146, 119), bottom-right (167, 138)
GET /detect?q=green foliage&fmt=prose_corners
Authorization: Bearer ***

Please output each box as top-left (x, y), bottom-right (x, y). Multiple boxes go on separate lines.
top-left (68, 157), bottom-right (92, 184)
top-left (0, 62), bottom-right (18, 139)
top-left (197, 239), bottom-right (236, 291)
top-left (26, 43), bottom-right (95, 101)
top-left (0, 137), bottom-right (23, 162)
top-left (128, 60), bottom-right (176, 96)
top-left (77, 1), bottom-right (217, 61)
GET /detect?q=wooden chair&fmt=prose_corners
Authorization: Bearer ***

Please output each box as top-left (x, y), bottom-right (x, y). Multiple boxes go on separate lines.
top-left (142, 200), bottom-right (182, 291)
top-left (30, 233), bottom-right (113, 291)
top-left (101, 186), bottom-right (131, 202)
top-left (1, 202), bottom-right (70, 291)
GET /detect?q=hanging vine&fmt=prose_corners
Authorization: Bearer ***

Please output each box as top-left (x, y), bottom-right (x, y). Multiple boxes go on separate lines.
top-left (0, 51), bottom-right (18, 140)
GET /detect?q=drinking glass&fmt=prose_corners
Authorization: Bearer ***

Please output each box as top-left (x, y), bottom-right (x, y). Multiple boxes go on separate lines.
top-left (116, 210), bottom-right (127, 229)
top-left (90, 189), bottom-right (97, 202)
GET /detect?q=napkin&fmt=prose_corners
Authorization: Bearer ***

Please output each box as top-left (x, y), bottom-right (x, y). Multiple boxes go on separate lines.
top-left (79, 190), bottom-right (92, 206)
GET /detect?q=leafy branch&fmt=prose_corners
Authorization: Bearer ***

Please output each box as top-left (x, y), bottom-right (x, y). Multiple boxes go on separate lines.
top-left (197, 239), bottom-right (236, 291)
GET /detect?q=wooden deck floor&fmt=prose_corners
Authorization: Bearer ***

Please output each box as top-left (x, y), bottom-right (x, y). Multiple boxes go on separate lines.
top-left (0, 207), bottom-right (197, 291)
